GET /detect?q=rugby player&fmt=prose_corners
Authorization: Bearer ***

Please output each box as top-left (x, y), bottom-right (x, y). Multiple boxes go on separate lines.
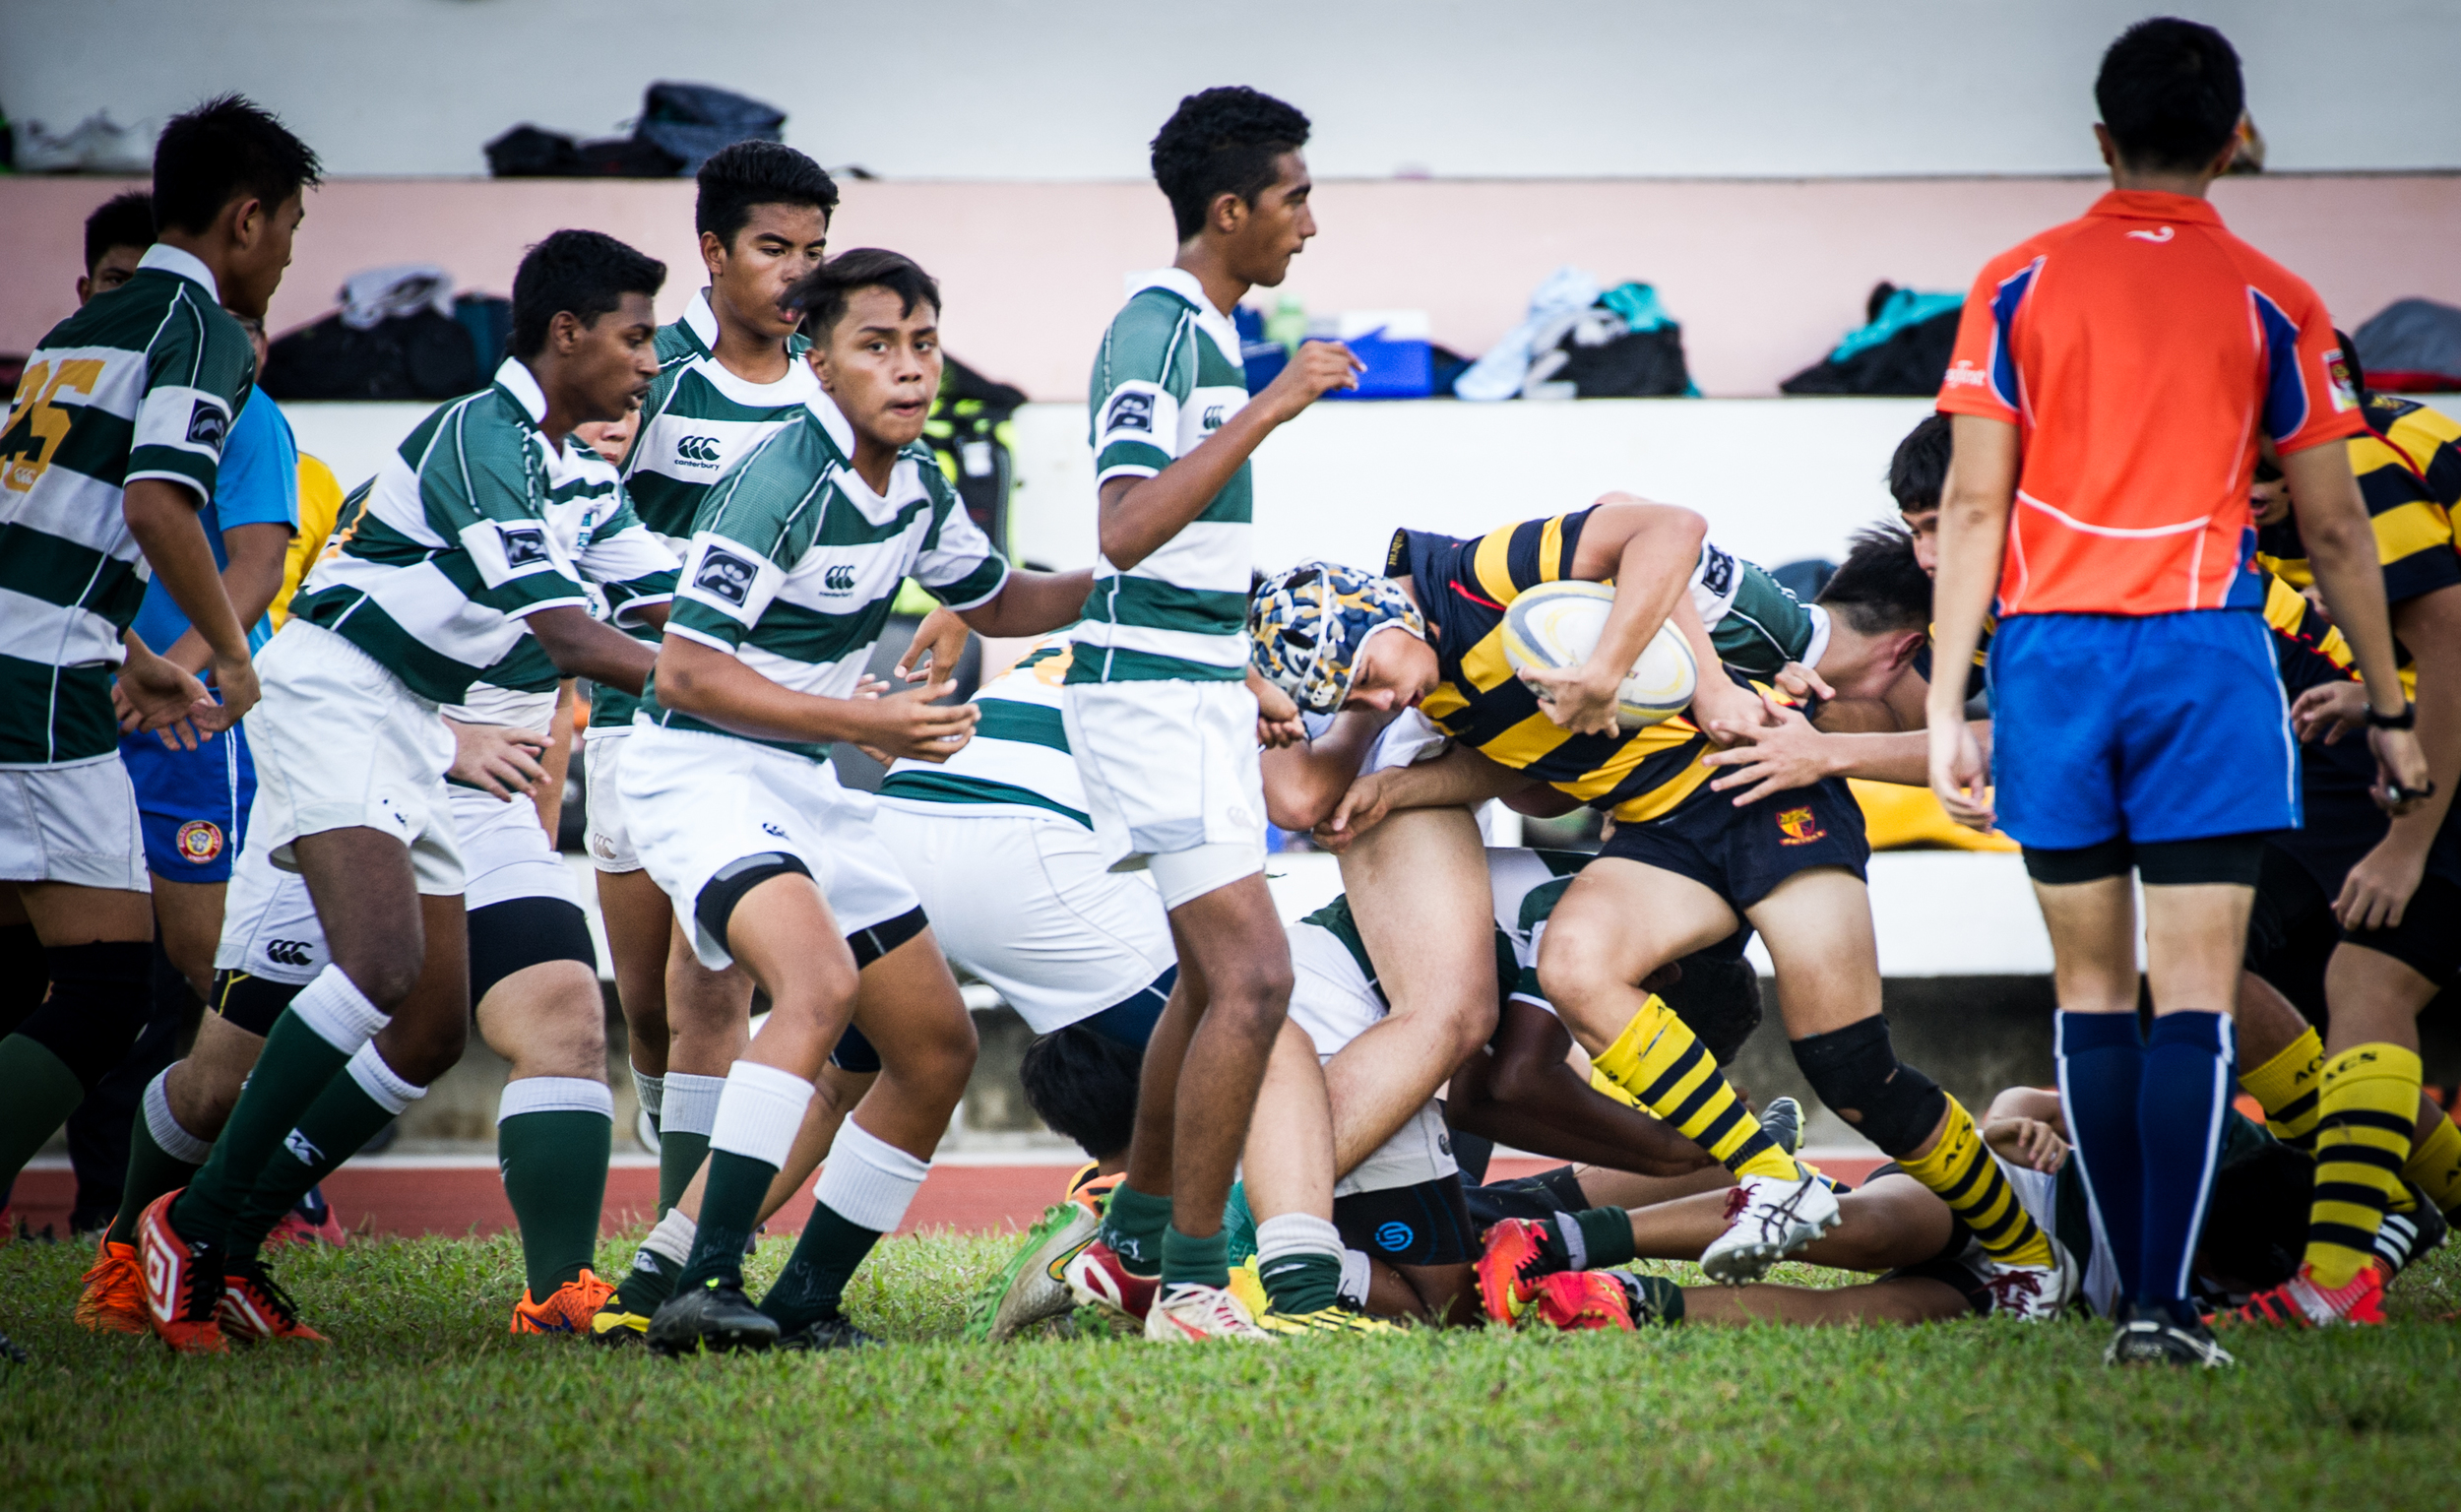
top-left (591, 142), bottom-right (837, 1219)
top-left (1926, 18), bottom-right (2428, 1365)
top-left (619, 249), bottom-right (1092, 1354)
top-left (1055, 86), bottom-right (1359, 1344)
top-left (0, 98), bottom-right (314, 1206)
top-left (135, 230), bottom-right (674, 1352)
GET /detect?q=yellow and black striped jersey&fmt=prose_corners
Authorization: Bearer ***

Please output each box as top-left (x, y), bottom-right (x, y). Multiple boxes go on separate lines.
top-left (1389, 512), bottom-right (1805, 825)
top-left (2261, 570), bottom-right (2357, 697)
top-left (2258, 393), bottom-right (2461, 608)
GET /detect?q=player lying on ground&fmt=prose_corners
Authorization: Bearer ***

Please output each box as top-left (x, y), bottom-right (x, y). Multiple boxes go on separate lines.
top-left (590, 142), bottom-right (840, 1224)
top-left (136, 230), bottom-right (675, 1353)
top-left (1487, 1080), bottom-right (2443, 1333)
top-left (617, 248), bottom-right (1091, 1354)
top-left (1256, 518), bottom-right (2077, 1311)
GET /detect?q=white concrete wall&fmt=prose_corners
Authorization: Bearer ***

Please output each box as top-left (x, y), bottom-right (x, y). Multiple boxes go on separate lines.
top-left (7, 0), bottom-right (2458, 179)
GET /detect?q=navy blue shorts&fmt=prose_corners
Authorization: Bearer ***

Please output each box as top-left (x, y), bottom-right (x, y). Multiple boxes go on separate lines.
top-left (1599, 776), bottom-right (1869, 913)
top-left (1990, 610), bottom-right (2298, 850)
top-left (119, 724), bottom-right (255, 883)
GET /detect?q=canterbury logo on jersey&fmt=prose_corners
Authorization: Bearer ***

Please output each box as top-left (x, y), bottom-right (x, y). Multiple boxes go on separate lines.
top-left (265, 939), bottom-right (315, 967)
top-left (675, 435), bottom-right (723, 467)
top-left (1201, 405), bottom-right (1226, 430)
top-left (823, 564), bottom-right (858, 594)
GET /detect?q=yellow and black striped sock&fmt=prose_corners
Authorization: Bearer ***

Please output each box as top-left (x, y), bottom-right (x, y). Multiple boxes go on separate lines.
top-left (1897, 1095), bottom-right (2054, 1269)
top-left (1592, 995), bottom-right (1801, 1183)
top-left (2403, 1102), bottom-right (2461, 1221)
top-left (2240, 1026), bottom-right (2326, 1154)
top-left (2306, 1043), bottom-right (2424, 1289)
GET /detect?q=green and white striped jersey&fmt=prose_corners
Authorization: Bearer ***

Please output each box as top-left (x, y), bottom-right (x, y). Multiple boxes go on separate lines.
top-left (292, 359), bottom-right (676, 705)
top-left (877, 633), bottom-right (1087, 826)
top-left (1486, 846), bottom-right (1594, 1010)
top-left (0, 245), bottom-right (254, 764)
top-left (651, 392), bottom-right (1009, 760)
top-left (1067, 269), bottom-right (1252, 687)
top-left (1693, 538), bottom-right (1828, 675)
top-left (598, 291), bottom-right (817, 734)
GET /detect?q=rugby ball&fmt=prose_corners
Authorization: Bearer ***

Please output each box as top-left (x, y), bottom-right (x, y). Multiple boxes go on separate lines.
top-left (1499, 580), bottom-right (1698, 730)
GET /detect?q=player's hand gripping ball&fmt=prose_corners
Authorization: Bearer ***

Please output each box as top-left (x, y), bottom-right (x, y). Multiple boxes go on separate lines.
top-left (1499, 581), bottom-right (1697, 730)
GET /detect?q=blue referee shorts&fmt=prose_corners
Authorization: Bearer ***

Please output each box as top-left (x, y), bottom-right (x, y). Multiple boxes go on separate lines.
top-left (119, 723), bottom-right (256, 884)
top-left (1989, 610), bottom-right (2298, 851)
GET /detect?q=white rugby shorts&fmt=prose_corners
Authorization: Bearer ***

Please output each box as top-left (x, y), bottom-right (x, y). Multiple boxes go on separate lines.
top-left (1060, 679), bottom-right (1265, 909)
top-left (0, 752), bottom-right (148, 892)
top-left (580, 728), bottom-right (640, 873)
top-left (872, 802), bottom-right (1172, 1035)
top-left (452, 782), bottom-right (581, 913)
top-left (214, 842), bottom-right (325, 984)
top-left (618, 724), bottom-right (919, 971)
top-left (244, 620), bottom-right (463, 895)
top-left (1284, 918), bottom-right (1457, 1195)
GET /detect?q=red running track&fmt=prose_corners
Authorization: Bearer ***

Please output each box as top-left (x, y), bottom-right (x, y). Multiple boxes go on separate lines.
top-left (6, 1155), bottom-right (1891, 1242)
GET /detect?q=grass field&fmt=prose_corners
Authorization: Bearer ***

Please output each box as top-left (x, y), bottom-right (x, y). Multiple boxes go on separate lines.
top-left (5, 1225), bottom-right (2458, 1511)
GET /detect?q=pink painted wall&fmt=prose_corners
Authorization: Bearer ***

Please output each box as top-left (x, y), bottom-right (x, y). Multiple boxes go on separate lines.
top-left (7, 174), bottom-right (2457, 398)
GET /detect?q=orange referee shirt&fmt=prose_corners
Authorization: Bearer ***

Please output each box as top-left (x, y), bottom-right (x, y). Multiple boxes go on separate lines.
top-left (1936, 190), bottom-right (2366, 618)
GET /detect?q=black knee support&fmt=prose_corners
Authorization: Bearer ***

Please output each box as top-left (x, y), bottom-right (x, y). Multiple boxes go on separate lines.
top-left (693, 852), bottom-right (812, 954)
top-left (1791, 1016), bottom-right (1946, 1158)
top-left (16, 941), bottom-right (153, 1091)
top-left (0, 922), bottom-right (48, 1035)
top-left (468, 897), bottom-right (597, 1007)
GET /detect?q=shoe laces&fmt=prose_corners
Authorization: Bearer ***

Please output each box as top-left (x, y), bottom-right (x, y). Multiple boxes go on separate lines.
top-left (1985, 1267), bottom-right (2045, 1310)
top-left (1742, 1177), bottom-right (1818, 1244)
top-left (1720, 1187), bottom-right (1751, 1223)
top-left (227, 1260), bottom-right (306, 1328)
top-left (1166, 1284), bottom-right (1257, 1334)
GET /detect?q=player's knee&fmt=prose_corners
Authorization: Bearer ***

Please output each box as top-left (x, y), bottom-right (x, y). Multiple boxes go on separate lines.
top-left (334, 941), bottom-right (426, 1011)
top-left (1534, 926), bottom-right (1625, 1018)
top-left (1790, 1017), bottom-right (1944, 1156)
top-left (374, 1006), bottom-right (469, 1088)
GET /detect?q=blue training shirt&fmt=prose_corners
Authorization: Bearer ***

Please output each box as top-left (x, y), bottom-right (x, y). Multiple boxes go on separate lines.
top-left (129, 386), bottom-right (298, 655)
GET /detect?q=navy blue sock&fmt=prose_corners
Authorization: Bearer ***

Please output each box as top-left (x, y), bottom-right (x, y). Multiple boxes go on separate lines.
top-left (2137, 1011), bottom-right (2234, 1326)
top-left (2055, 1010), bottom-right (2145, 1302)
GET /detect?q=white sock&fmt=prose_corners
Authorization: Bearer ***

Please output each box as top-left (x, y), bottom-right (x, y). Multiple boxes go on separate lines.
top-left (811, 1119), bottom-right (930, 1233)
top-left (1339, 1248), bottom-right (1373, 1308)
top-left (637, 1206), bottom-right (697, 1270)
top-left (631, 1066), bottom-right (664, 1121)
top-left (663, 1072), bottom-right (726, 1137)
top-left (1254, 1213), bottom-right (1345, 1267)
top-left (344, 1041), bottom-right (426, 1116)
top-left (497, 1076), bottom-right (613, 1122)
top-left (706, 1060), bottom-right (811, 1169)
top-left (288, 965), bottom-right (387, 1055)
top-left (142, 1069), bottom-right (213, 1164)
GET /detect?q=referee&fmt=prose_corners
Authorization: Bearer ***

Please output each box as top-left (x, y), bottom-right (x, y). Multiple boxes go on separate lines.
top-left (1925, 18), bottom-right (2429, 1367)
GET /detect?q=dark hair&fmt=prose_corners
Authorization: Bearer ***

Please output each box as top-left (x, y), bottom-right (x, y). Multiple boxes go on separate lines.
top-left (2333, 327), bottom-right (2368, 398)
top-left (2095, 19), bottom-right (2244, 174)
top-left (1816, 523), bottom-right (1932, 636)
top-left (1888, 412), bottom-right (1954, 515)
top-left (788, 248), bottom-right (940, 342)
top-left (152, 94), bottom-right (321, 236)
top-left (1018, 1027), bottom-right (1144, 1162)
top-left (1151, 87), bottom-right (1311, 242)
top-left (694, 141), bottom-right (839, 249)
top-left (84, 191), bottom-right (155, 275)
top-left (509, 229), bottom-right (667, 359)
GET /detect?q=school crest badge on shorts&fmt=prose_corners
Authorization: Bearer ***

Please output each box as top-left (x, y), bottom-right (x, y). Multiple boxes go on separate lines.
top-left (1775, 807), bottom-right (1826, 847)
top-left (175, 819), bottom-right (225, 864)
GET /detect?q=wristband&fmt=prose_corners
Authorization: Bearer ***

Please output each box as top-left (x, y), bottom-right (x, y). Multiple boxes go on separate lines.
top-left (2366, 703), bottom-right (2417, 731)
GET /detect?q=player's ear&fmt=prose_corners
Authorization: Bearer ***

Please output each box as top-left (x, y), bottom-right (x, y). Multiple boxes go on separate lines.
top-left (1211, 189), bottom-right (1246, 238)
top-left (1889, 630), bottom-right (1927, 670)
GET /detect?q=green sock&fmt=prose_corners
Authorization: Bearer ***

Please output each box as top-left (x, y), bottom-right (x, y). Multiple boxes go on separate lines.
top-left (498, 1109), bottom-right (611, 1298)
top-left (1570, 1207), bottom-right (1638, 1271)
top-left (106, 1107), bottom-right (205, 1248)
top-left (222, 1065), bottom-right (403, 1263)
top-left (1100, 1183), bottom-right (1171, 1279)
top-left (0, 1036), bottom-right (87, 1192)
top-left (1161, 1225), bottom-right (1230, 1290)
top-left (171, 1010), bottom-right (350, 1243)
top-left (675, 1150), bottom-right (775, 1292)
top-left (1258, 1250), bottom-right (1342, 1314)
top-left (757, 1200), bottom-right (882, 1334)
top-left (657, 1131), bottom-right (710, 1218)
top-left (615, 1249), bottom-right (680, 1315)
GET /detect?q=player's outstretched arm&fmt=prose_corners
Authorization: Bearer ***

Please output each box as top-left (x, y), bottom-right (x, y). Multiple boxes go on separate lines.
top-left (121, 476), bottom-right (257, 728)
top-left (2280, 441), bottom-right (2433, 812)
top-left (653, 631), bottom-right (977, 759)
top-left (156, 522), bottom-right (290, 676)
top-left (1704, 702), bottom-right (1995, 804)
top-left (443, 718), bottom-right (548, 802)
top-left (1096, 341), bottom-right (1358, 571)
top-left (1925, 416), bottom-right (2016, 828)
top-left (1312, 742), bottom-right (1533, 851)
top-left (1260, 708), bottom-right (1395, 830)
top-left (951, 567), bottom-right (1098, 640)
